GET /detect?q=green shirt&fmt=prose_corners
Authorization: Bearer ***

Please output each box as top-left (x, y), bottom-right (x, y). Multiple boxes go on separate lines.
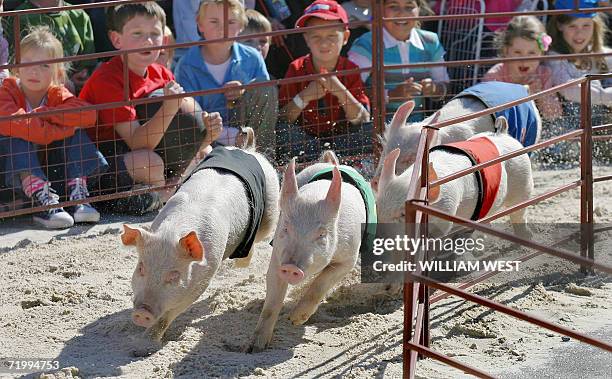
top-left (6, 1), bottom-right (95, 71)
top-left (309, 165), bottom-right (377, 256)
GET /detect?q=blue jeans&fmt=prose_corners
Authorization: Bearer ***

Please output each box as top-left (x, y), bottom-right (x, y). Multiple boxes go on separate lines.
top-left (0, 129), bottom-right (108, 195)
top-left (275, 121), bottom-right (374, 165)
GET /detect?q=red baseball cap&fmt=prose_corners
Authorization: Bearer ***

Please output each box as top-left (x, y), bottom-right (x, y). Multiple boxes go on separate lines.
top-left (295, 0), bottom-right (349, 29)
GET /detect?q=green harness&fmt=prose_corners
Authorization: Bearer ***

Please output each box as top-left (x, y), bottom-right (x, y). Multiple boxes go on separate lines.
top-left (308, 166), bottom-right (377, 255)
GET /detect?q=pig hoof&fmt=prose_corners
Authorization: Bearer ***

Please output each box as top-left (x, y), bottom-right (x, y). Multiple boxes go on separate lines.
top-left (289, 309), bottom-right (314, 326)
top-left (245, 340), bottom-right (267, 354)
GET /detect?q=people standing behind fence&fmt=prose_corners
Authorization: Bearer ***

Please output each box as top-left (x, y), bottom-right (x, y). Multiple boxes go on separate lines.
top-left (542, 0), bottom-right (612, 166)
top-left (483, 16), bottom-right (563, 121)
top-left (80, 3), bottom-right (222, 216)
top-left (0, 27), bottom-right (108, 228)
top-left (175, 0), bottom-right (277, 153)
top-left (277, 0), bottom-right (371, 165)
top-left (5, 0), bottom-right (97, 94)
top-left (348, 0), bottom-right (449, 122)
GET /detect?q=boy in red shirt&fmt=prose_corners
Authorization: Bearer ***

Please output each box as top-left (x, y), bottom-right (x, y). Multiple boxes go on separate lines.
top-left (80, 3), bottom-right (221, 214)
top-left (277, 0), bottom-right (371, 164)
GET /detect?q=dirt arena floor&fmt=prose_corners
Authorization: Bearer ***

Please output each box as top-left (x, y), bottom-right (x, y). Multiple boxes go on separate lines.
top-left (0, 166), bottom-right (610, 378)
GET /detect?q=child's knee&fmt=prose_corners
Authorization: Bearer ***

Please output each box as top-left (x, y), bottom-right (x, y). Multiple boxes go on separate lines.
top-left (123, 150), bottom-right (165, 184)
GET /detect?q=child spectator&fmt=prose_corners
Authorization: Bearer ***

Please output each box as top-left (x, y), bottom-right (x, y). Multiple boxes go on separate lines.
top-left (240, 9), bottom-right (273, 61)
top-left (80, 3), bottom-right (222, 215)
top-left (543, 0), bottom-right (611, 166)
top-left (483, 16), bottom-right (562, 120)
top-left (0, 27), bottom-right (108, 228)
top-left (277, 0), bottom-right (371, 164)
top-left (175, 0), bottom-right (277, 151)
top-left (349, 0), bottom-right (449, 122)
top-left (156, 25), bottom-right (175, 70)
top-left (547, 0), bottom-right (611, 105)
top-left (6, 0), bottom-right (96, 94)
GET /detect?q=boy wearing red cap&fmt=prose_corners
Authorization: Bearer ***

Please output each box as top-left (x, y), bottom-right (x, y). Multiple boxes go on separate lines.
top-left (277, 0), bottom-right (371, 164)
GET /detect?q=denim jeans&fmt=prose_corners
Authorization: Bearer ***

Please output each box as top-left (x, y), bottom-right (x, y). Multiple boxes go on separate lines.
top-left (275, 121), bottom-right (374, 165)
top-left (0, 129), bottom-right (108, 195)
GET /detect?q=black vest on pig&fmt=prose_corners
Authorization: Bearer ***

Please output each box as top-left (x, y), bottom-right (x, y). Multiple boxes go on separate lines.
top-left (181, 147), bottom-right (266, 259)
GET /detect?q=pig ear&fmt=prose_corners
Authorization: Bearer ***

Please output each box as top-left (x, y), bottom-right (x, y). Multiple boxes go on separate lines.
top-left (495, 116), bottom-right (509, 135)
top-left (281, 158), bottom-right (299, 207)
top-left (379, 148), bottom-right (401, 190)
top-left (122, 224), bottom-right (143, 246)
top-left (321, 150), bottom-right (339, 166)
top-left (389, 101), bottom-right (415, 130)
top-left (427, 162), bottom-right (440, 202)
top-left (325, 166), bottom-right (342, 215)
top-left (179, 231), bottom-right (205, 261)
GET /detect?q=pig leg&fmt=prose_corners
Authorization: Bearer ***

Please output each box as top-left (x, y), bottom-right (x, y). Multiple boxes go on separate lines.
top-left (503, 160), bottom-right (534, 239)
top-left (144, 307), bottom-right (183, 342)
top-left (248, 259), bottom-right (289, 353)
top-left (289, 259), bottom-right (354, 326)
top-left (234, 247), bottom-right (255, 268)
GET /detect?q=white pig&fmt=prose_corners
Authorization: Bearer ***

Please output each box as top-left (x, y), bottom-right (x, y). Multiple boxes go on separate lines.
top-left (376, 117), bottom-right (533, 238)
top-left (372, 82), bottom-right (542, 190)
top-left (248, 151), bottom-right (373, 352)
top-left (121, 133), bottom-right (279, 342)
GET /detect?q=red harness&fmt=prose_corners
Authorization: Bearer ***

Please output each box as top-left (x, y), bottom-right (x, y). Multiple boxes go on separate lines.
top-left (435, 137), bottom-right (502, 220)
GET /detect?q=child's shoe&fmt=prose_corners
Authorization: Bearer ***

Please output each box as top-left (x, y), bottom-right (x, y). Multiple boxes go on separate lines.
top-left (69, 177), bottom-right (100, 223)
top-left (32, 183), bottom-right (74, 229)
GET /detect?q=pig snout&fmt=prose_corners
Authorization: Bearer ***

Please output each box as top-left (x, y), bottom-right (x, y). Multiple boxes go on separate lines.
top-left (278, 264), bottom-right (305, 285)
top-left (132, 305), bottom-right (156, 328)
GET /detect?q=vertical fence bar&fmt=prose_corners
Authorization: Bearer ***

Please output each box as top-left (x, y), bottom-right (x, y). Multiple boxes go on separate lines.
top-left (223, 0), bottom-right (228, 39)
top-left (579, 78), bottom-right (594, 274)
top-left (371, 0), bottom-right (385, 163)
top-left (420, 141), bottom-right (431, 353)
top-left (13, 14), bottom-right (21, 64)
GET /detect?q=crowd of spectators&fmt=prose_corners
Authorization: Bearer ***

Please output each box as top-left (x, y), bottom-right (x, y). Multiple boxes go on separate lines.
top-left (0, 0), bottom-right (610, 228)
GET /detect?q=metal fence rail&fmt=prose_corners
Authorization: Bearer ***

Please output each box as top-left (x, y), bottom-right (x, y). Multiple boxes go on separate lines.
top-left (400, 73), bottom-right (612, 378)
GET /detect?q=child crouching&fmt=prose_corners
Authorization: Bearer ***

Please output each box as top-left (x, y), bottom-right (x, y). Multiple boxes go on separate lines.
top-left (0, 27), bottom-right (108, 228)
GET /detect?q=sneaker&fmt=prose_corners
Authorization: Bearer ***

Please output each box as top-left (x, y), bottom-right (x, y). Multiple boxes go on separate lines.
top-left (32, 183), bottom-right (74, 229)
top-left (69, 178), bottom-right (100, 223)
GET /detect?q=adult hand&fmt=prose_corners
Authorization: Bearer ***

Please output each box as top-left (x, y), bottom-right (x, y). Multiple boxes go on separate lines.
top-left (223, 80), bottom-right (245, 101)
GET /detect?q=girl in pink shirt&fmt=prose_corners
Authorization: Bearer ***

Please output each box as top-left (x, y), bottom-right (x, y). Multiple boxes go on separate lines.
top-left (483, 16), bottom-right (562, 121)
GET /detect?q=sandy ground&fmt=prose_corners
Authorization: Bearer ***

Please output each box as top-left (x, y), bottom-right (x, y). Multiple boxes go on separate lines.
top-left (0, 166), bottom-right (611, 379)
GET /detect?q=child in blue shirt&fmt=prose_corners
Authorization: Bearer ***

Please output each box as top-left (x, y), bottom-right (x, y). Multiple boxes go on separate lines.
top-left (348, 0), bottom-right (449, 121)
top-left (175, 0), bottom-right (278, 149)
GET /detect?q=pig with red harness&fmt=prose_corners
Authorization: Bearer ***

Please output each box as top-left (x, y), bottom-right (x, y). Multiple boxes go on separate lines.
top-left (372, 81), bottom-right (542, 191)
top-left (376, 116), bottom-right (533, 238)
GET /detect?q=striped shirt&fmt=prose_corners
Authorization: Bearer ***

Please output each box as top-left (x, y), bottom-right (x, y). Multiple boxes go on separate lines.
top-left (348, 27), bottom-right (449, 121)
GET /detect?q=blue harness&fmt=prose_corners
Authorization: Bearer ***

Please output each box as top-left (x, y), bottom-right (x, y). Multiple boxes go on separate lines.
top-left (455, 82), bottom-right (539, 147)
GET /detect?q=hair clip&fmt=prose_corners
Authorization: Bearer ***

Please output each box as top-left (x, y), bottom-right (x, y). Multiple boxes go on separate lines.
top-left (537, 33), bottom-right (552, 52)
